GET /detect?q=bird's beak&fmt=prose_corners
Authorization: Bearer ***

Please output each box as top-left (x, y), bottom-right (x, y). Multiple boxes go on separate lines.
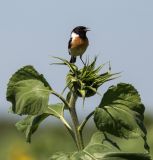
top-left (86, 28), bottom-right (90, 32)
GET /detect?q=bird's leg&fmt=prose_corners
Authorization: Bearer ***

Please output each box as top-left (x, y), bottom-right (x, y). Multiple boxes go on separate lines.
top-left (80, 56), bottom-right (86, 66)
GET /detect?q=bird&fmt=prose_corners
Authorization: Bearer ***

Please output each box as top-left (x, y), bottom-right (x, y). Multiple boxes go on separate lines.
top-left (68, 26), bottom-right (90, 64)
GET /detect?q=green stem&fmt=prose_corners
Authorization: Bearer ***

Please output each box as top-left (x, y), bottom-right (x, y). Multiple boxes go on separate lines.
top-left (60, 117), bottom-right (76, 144)
top-left (49, 90), bottom-right (78, 145)
top-left (50, 90), bottom-right (84, 150)
top-left (51, 90), bottom-right (70, 108)
top-left (69, 93), bottom-right (84, 150)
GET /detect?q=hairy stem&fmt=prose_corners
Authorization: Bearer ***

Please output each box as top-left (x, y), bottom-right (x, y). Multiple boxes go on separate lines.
top-left (69, 92), bottom-right (84, 150)
top-left (50, 90), bottom-right (78, 145)
top-left (51, 90), bottom-right (84, 150)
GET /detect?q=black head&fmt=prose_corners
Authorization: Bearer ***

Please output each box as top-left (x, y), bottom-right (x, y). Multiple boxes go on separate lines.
top-left (72, 26), bottom-right (90, 39)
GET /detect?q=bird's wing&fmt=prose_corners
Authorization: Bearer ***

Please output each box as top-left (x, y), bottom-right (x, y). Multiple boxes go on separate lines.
top-left (68, 38), bottom-right (72, 49)
top-left (68, 38), bottom-right (72, 55)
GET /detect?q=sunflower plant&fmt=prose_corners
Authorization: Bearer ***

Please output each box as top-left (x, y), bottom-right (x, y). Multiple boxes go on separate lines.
top-left (6, 57), bottom-right (151, 160)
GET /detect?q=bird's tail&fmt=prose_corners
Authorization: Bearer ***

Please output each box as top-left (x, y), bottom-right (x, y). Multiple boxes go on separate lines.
top-left (70, 56), bottom-right (76, 63)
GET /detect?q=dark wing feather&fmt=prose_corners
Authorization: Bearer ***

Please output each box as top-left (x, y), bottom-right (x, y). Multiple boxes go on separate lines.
top-left (68, 38), bottom-right (72, 55)
top-left (68, 38), bottom-right (72, 49)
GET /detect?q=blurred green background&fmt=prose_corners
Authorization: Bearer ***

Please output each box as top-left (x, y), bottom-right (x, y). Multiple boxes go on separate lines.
top-left (0, 113), bottom-right (152, 160)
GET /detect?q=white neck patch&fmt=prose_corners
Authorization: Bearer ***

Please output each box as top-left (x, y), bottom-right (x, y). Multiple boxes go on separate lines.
top-left (71, 32), bottom-right (79, 39)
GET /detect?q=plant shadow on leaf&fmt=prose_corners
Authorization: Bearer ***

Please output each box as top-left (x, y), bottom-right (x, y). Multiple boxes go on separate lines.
top-left (94, 83), bottom-right (150, 152)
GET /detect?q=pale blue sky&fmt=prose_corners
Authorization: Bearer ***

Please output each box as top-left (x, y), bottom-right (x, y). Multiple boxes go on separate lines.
top-left (0, 0), bottom-right (153, 117)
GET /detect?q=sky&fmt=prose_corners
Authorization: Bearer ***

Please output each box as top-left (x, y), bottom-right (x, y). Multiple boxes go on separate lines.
top-left (0, 0), bottom-right (153, 118)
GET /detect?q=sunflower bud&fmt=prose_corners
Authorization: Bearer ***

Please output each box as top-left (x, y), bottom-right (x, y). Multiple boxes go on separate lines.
top-left (66, 58), bottom-right (118, 98)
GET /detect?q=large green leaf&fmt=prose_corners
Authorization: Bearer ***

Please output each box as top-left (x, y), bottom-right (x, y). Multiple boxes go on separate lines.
top-left (7, 65), bottom-right (52, 113)
top-left (99, 83), bottom-right (144, 114)
top-left (49, 132), bottom-right (150, 160)
top-left (12, 79), bottom-right (50, 115)
top-left (94, 83), bottom-right (149, 151)
top-left (16, 103), bottom-right (64, 142)
top-left (71, 132), bottom-right (150, 160)
top-left (7, 65), bottom-right (51, 100)
top-left (16, 114), bottom-right (48, 143)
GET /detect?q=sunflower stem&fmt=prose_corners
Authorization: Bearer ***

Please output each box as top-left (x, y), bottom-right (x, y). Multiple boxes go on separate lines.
top-left (69, 92), bottom-right (84, 150)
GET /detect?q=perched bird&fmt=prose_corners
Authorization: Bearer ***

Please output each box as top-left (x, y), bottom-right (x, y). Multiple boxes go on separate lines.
top-left (68, 26), bottom-right (90, 64)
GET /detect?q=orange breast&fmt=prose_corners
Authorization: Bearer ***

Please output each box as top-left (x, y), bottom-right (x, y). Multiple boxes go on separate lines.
top-left (71, 37), bottom-right (89, 49)
top-left (69, 37), bottom-right (89, 56)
